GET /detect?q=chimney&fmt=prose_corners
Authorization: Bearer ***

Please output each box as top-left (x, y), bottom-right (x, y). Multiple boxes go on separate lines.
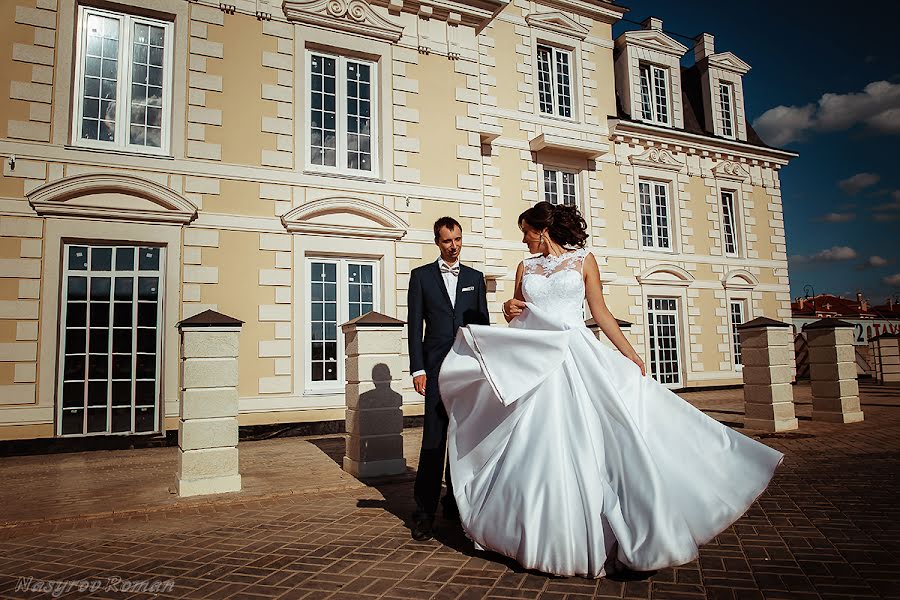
top-left (641, 16), bottom-right (663, 31)
top-left (694, 32), bottom-right (715, 62)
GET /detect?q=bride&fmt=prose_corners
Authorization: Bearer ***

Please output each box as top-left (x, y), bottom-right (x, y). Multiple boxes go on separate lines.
top-left (438, 201), bottom-right (783, 578)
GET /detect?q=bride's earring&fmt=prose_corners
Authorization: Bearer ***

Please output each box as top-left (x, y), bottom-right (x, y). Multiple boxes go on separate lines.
top-left (539, 234), bottom-right (545, 246)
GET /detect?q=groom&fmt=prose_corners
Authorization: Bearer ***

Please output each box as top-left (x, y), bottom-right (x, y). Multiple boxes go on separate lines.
top-left (407, 217), bottom-right (490, 541)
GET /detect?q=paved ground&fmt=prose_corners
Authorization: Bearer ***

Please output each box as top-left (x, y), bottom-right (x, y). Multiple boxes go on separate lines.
top-left (0, 381), bottom-right (898, 599)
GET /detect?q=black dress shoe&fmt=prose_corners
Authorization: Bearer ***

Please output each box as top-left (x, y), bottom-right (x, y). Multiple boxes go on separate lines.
top-left (411, 516), bottom-right (434, 541)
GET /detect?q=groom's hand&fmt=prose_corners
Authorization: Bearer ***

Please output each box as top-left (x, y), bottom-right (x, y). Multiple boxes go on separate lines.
top-left (413, 374), bottom-right (427, 395)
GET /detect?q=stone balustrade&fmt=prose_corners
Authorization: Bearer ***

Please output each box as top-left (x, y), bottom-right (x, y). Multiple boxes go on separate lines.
top-left (342, 312), bottom-right (407, 478)
top-left (175, 310), bottom-right (243, 497)
top-left (737, 317), bottom-right (798, 432)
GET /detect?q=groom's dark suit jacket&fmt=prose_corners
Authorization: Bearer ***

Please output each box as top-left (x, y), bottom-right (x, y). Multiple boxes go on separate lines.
top-left (408, 261), bottom-right (490, 447)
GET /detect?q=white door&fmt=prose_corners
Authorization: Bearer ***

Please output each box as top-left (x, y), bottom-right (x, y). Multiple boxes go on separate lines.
top-left (647, 297), bottom-right (682, 387)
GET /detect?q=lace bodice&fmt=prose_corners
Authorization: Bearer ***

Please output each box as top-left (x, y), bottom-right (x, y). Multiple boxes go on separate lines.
top-left (521, 249), bottom-right (588, 327)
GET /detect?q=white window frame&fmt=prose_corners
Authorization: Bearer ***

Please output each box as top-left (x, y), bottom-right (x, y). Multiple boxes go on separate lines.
top-left (729, 297), bottom-right (749, 371)
top-left (639, 63), bottom-right (670, 126)
top-left (646, 296), bottom-right (683, 388)
top-left (535, 43), bottom-right (575, 120)
top-left (304, 257), bottom-right (380, 391)
top-left (72, 6), bottom-right (174, 156)
top-left (56, 243), bottom-right (165, 437)
top-left (541, 166), bottom-right (579, 207)
top-left (638, 179), bottom-right (674, 253)
top-left (304, 50), bottom-right (379, 177)
top-left (720, 189), bottom-right (740, 257)
top-left (719, 82), bottom-right (735, 139)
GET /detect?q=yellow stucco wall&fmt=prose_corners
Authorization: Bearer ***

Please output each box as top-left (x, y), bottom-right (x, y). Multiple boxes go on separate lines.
top-left (0, 0), bottom-right (39, 140)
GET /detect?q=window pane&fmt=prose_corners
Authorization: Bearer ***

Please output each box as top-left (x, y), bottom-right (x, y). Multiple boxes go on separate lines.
top-left (639, 65), bottom-right (653, 121)
top-left (554, 49), bottom-right (572, 118)
top-left (129, 21), bottom-right (166, 148)
top-left (91, 247), bottom-right (113, 271)
top-left (536, 45), bottom-right (554, 115)
top-left (81, 14), bottom-right (119, 142)
top-left (115, 247), bottom-right (134, 270)
top-left (310, 54), bottom-right (337, 167)
top-left (731, 301), bottom-right (745, 366)
top-left (654, 184), bottom-right (670, 249)
top-left (543, 169), bottom-right (558, 204)
top-left (138, 247), bottom-right (160, 270)
top-left (719, 83), bottom-right (734, 138)
top-left (639, 182), bottom-right (654, 248)
top-left (561, 172), bottom-right (576, 207)
top-left (652, 67), bottom-right (669, 124)
top-left (721, 192), bottom-right (737, 255)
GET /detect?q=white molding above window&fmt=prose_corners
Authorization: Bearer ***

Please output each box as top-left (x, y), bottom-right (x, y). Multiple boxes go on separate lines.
top-left (525, 11), bottom-right (589, 40)
top-left (721, 269), bottom-right (759, 290)
top-left (283, 0), bottom-right (403, 43)
top-left (281, 196), bottom-right (406, 240)
top-left (628, 147), bottom-right (685, 172)
top-left (712, 160), bottom-right (750, 182)
top-left (637, 264), bottom-right (694, 287)
top-left (27, 173), bottom-right (197, 224)
top-left (72, 6), bottom-right (174, 156)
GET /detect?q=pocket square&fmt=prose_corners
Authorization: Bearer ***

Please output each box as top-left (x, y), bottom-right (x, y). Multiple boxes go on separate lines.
top-left (461, 286), bottom-right (475, 292)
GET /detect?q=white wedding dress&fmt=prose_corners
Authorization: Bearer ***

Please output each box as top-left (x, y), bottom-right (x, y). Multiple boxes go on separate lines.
top-left (438, 249), bottom-right (783, 578)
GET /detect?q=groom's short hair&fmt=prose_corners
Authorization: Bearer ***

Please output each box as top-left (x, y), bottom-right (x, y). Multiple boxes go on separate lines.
top-left (433, 217), bottom-right (462, 240)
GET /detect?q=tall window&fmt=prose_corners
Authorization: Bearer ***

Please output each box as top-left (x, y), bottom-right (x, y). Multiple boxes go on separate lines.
top-left (721, 191), bottom-right (738, 256)
top-left (719, 82), bottom-right (735, 138)
top-left (639, 64), bottom-right (669, 126)
top-left (308, 259), bottom-right (378, 387)
top-left (73, 7), bottom-right (173, 153)
top-left (307, 52), bottom-right (377, 174)
top-left (647, 297), bottom-right (681, 386)
top-left (638, 181), bottom-right (671, 251)
top-left (58, 244), bottom-right (164, 436)
top-left (536, 44), bottom-right (573, 118)
top-left (543, 169), bottom-right (577, 207)
top-left (730, 299), bottom-right (747, 369)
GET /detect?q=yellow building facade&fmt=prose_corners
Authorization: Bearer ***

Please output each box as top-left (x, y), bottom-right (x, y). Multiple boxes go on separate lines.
top-left (0, 0), bottom-right (795, 440)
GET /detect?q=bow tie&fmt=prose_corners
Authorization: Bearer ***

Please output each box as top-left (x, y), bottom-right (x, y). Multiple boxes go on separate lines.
top-left (440, 263), bottom-right (460, 276)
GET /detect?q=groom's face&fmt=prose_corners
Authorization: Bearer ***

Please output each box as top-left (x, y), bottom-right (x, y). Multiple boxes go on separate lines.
top-left (436, 225), bottom-right (462, 264)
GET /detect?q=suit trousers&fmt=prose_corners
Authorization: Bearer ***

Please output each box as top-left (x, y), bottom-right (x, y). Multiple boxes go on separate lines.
top-left (413, 368), bottom-right (457, 519)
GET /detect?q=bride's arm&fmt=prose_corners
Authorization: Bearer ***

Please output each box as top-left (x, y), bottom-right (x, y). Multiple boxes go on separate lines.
top-left (583, 253), bottom-right (646, 375)
top-left (502, 262), bottom-right (526, 323)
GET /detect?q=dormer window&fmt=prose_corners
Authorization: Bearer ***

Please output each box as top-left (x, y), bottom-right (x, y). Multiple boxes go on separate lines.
top-left (639, 64), bottom-right (670, 126)
top-left (719, 82), bottom-right (735, 139)
top-left (536, 44), bottom-right (573, 118)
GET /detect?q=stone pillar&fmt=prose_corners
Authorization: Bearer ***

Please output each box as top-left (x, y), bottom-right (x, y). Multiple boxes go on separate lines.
top-left (342, 312), bottom-right (407, 478)
top-left (176, 310), bottom-right (243, 497)
top-left (870, 336), bottom-right (883, 384)
top-left (586, 317), bottom-right (632, 346)
top-left (872, 334), bottom-right (900, 384)
top-left (805, 318), bottom-right (864, 423)
top-left (737, 317), bottom-right (798, 432)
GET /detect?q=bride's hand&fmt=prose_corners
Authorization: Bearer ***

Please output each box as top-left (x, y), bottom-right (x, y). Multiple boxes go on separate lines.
top-left (502, 298), bottom-right (527, 320)
top-left (626, 352), bottom-right (646, 376)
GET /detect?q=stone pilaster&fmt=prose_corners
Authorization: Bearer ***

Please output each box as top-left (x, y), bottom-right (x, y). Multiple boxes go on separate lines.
top-left (342, 312), bottom-right (407, 478)
top-left (176, 310), bottom-right (243, 497)
top-left (738, 317), bottom-right (798, 432)
top-left (871, 333), bottom-right (900, 384)
top-left (805, 318), bottom-right (864, 423)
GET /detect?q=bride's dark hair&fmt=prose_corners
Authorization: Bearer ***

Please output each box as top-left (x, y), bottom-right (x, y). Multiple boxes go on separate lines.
top-left (518, 201), bottom-right (589, 249)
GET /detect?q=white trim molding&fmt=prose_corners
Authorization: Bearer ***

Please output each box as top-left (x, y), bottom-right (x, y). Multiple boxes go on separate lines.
top-left (712, 160), bottom-right (750, 182)
top-left (283, 0), bottom-right (405, 43)
top-left (28, 173), bottom-right (198, 224)
top-left (281, 196), bottom-right (408, 240)
top-left (525, 11), bottom-right (589, 40)
top-left (637, 263), bottom-right (694, 287)
top-left (628, 147), bottom-right (686, 173)
top-left (722, 269), bottom-right (759, 290)
top-left (529, 132), bottom-right (607, 159)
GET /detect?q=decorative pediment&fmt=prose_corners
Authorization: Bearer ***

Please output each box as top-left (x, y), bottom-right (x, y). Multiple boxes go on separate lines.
top-left (629, 147), bottom-right (686, 172)
top-left (27, 173), bottom-right (197, 224)
top-left (620, 29), bottom-right (688, 57)
top-left (283, 0), bottom-right (404, 43)
top-left (525, 11), bottom-right (589, 40)
top-left (712, 160), bottom-right (750, 182)
top-left (281, 196), bottom-right (407, 240)
top-left (637, 264), bottom-right (694, 287)
top-left (707, 51), bottom-right (751, 75)
top-left (722, 269), bottom-right (759, 290)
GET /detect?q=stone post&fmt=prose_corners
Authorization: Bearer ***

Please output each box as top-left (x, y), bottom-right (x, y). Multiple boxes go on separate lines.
top-left (872, 333), bottom-right (900, 384)
top-left (586, 317), bottom-right (632, 346)
top-left (737, 317), bottom-right (798, 432)
top-left (870, 336), bottom-right (883, 384)
top-left (176, 310), bottom-right (243, 497)
top-left (342, 312), bottom-right (407, 478)
top-left (805, 318), bottom-right (864, 423)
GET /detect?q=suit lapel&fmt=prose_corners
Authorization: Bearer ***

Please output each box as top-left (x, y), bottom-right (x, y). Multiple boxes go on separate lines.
top-left (429, 261), bottom-right (454, 311)
top-left (453, 267), bottom-right (468, 319)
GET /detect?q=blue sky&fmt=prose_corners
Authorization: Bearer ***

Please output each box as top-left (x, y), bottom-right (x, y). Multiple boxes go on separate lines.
top-left (612, 1), bottom-right (900, 305)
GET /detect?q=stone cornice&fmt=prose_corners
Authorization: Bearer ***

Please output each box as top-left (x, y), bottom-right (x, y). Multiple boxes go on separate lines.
top-left (616, 28), bottom-right (688, 57)
top-left (704, 51), bottom-right (751, 75)
top-left (369, 0), bottom-right (508, 31)
top-left (534, 0), bottom-right (626, 24)
top-left (283, 0), bottom-right (404, 42)
top-left (529, 132), bottom-right (608, 159)
top-left (610, 118), bottom-right (797, 166)
top-left (524, 10), bottom-right (590, 40)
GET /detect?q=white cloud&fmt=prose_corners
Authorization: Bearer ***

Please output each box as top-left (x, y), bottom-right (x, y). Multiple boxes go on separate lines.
top-left (815, 212), bottom-right (855, 223)
top-left (858, 256), bottom-right (889, 270)
top-left (839, 173), bottom-right (880, 195)
top-left (791, 246), bottom-right (858, 263)
top-left (884, 273), bottom-right (900, 287)
top-left (752, 80), bottom-right (900, 146)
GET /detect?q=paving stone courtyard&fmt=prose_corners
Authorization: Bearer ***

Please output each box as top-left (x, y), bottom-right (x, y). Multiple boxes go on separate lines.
top-left (0, 381), bottom-right (898, 599)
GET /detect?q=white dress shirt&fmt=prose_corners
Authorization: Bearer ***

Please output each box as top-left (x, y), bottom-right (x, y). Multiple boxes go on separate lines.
top-left (412, 258), bottom-right (461, 379)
